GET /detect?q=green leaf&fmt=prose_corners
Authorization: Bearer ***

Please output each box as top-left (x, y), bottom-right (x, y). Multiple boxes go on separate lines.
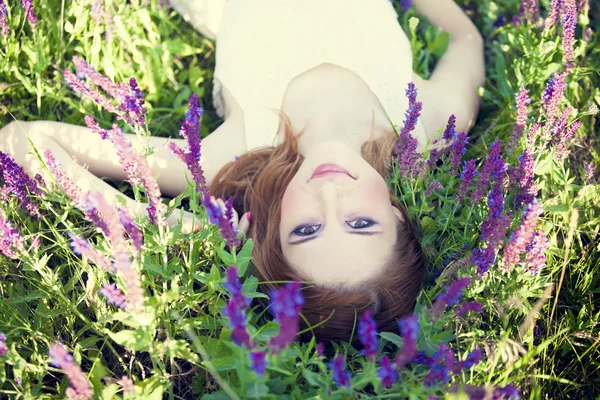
top-left (202, 391), bottom-right (233, 400)
top-left (246, 382), bottom-right (270, 399)
top-left (302, 369), bottom-right (325, 388)
top-left (106, 329), bottom-right (153, 352)
top-left (379, 332), bottom-right (404, 348)
top-left (236, 239), bottom-right (253, 276)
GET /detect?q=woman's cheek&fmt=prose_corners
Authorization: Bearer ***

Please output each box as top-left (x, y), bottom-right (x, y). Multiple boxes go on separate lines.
top-left (366, 178), bottom-right (390, 203)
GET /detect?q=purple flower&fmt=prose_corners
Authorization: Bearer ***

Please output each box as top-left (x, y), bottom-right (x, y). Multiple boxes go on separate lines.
top-left (329, 354), bottom-right (352, 388)
top-left (400, 0), bottom-right (412, 13)
top-left (519, 0), bottom-right (540, 21)
top-left (120, 78), bottom-right (147, 129)
top-left (450, 132), bottom-right (468, 177)
top-left (431, 277), bottom-right (471, 318)
top-left (545, 0), bottom-right (563, 31)
top-left (249, 351), bottom-right (267, 376)
top-left (0, 333), bottom-right (7, 356)
top-left (585, 163), bottom-right (595, 181)
top-left (0, 151), bottom-right (44, 219)
top-left (442, 115), bottom-right (456, 141)
top-left (63, 70), bottom-right (119, 115)
top-left (502, 201), bottom-right (544, 271)
top-left (471, 139), bottom-right (506, 204)
top-left (480, 184), bottom-right (511, 247)
top-left (202, 194), bottom-right (241, 248)
top-left (493, 384), bottom-right (521, 399)
top-left (395, 314), bottom-right (419, 369)
top-left (510, 143), bottom-right (538, 209)
top-left (43, 149), bottom-right (83, 205)
top-left (221, 299), bottom-right (252, 348)
top-left (508, 86), bottom-right (531, 154)
top-left (424, 344), bottom-right (457, 386)
top-left (493, 15), bottom-right (506, 27)
top-left (455, 301), bottom-right (484, 317)
top-left (461, 347), bottom-right (483, 370)
top-left (117, 207), bottom-right (143, 257)
top-left (0, 210), bottom-right (26, 259)
top-left (555, 120), bottom-right (582, 162)
top-left (377, 355), bottom-right (398, 389)
top-left (117, 377), bottom-right (135, 396)
top-left (316, 343), bottom-right (325, 357)
top-left (21, 0), bottom-right (36, 30)
top-left (268, 281), bottom-right (304, 353)
top-left (99, 282), bottom-right (127, 309)
top-left (224, 266), bottom-right (251, 309)
top-left (358, 309), bottom-right (379, 362)
top-left (48, 343), bottom-right (94, 400)
top-left (395, 83), bottom-right (424, 177)
top-left (456, 160), bottom-right (478, 201)
top-left (0, 0), bottom-right (8, 35)
top-left (541, 73), bottom-right (567, 137)
top-left (425, 180), bottom-right (443, 196)
top-left (472, 246), bottom-right (498, 275)
top-left (168, 93), bottom-right (208, 196)
top-left (561, 0), bottom-right (577, 68)
top-left (523, 230), bottom-right (549, 274)
top-left (68, 233), bottom-right (113, 271)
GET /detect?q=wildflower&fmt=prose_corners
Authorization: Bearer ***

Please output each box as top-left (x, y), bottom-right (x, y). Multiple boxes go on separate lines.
top-left (502, 200), bottom-right (544, 270)
top-left (358, 309), bottom-right (379, 362)
top-left (377, 355), bottom-right (398, 389)
top-left (0, 210), bottom-right (26, 259)
top-left (471, 139), bottom-right (506, 203)
top-left (400, 0), bottom-right (412, 13)
top-left (85, 116), bottom-right (164, 225)
top-left (507, 86), bottom-right (531, 154)
top-left (555, 120), bottom-right (582, 162)
top-left (395, 314), bottom-right (419, 369)
top-left (117, 376), bottom-right (136, 396)
top-left (431, 277), bottom-right (471, 318)
top-left (455, 301), bottom-right (484, 317)
top-left (545, 0), bottom-right (562, 31)
top-left (425, 180), bottom-right (443, 197)
top-left (424, 344), bottom-right (457, 385)
top-left (316, 342), bottom-right (325, 357)
top-left (442, 115), bottom-right (456, 141)
top-left (168, 93), bottom-right (208, 196)
top-left (268, 281), bottom-right (304, 353)
top-left (493, 384), bottom-right (520, 399)
top-left (120, 78), bottom-right (147, 128)
top-left (449, 132), bottom-right (468, 177)
top-left (0, 0), bottom-right (8, 35)
top-left (249, 351), bottom-right (267, 376)
top-left (472, 246), bottom-right (498, 275)
top-left (0, 333), bottom-right (7, 356)
top-left (43, 149), bottom-right (83, 204)
top-left (493, 15), bottom-right (506, 27)
top-left (412, 351), bottom-right (433, 365)
top-left (119, 265), bottom-right (145, 313)
top-left (541, 73), bottom-right (567, 137)
top-left (519, 0), bottom-right (539, 21)
top-left (99, 282), bottom-right (127, 309)
top-left (523, 230), bottom-right (549, 274)
top-left (456, 160), bottom-right (478, 201)
top-left (561, 0), bottom-right (577, 68)
top-left (221, 267), bottom-right (253, 348)
top-left (203, 194), bottom-right (241, 248)
top-left (224, 266), bottom-right (251, 309)
top-left (480, 183), bottom-right (511, 248)
top-left (426, 147), bottom-right (441, 170)
top-left (395, 83), bottom-right (423, 176)
top-left (461, 347), bottom-right (483, 370)
top-left (0, 151), bottom-right (44, 219)
top-left (117, 207), bottom-right (143, 257)
top-left (511, 149), bottom-right (538, 209)
top-left (68, 233), bottom-right (113, 271)
top-left (584, 163), bottom-right (595, 181)
top-left (329, 354), bottom-right (352, 388)
top-left (48, 343), bottom-right (94, 400)
top-left (21, 0), bottom-right (36, 30)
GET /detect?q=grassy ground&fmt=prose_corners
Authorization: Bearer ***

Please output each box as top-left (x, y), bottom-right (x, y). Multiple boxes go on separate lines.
top-left (0, 0), bottom-right (599, 399)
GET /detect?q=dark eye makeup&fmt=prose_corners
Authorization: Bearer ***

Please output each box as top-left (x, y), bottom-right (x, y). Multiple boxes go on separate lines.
top-left (291, 218), bottom-right (377, 236)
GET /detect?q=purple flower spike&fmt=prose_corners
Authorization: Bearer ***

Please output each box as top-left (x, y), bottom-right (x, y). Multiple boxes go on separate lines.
top-left (48, 343), bottom-right (94, 400)
top-left (395, 82), bottom-right (424, 176)
top-left (502, 201), bottom-right (544, 271)
top-left (508, 87), bottom-right (531, 154)
top-left (431, 277), bottom-right (471, 318)
top-left (519, 0), bottom-right (540, 21)
top-left (545, 0), bottom-right (563, 31)
top-left (202, 194), bottom-right (241, 248)
top-left (224, 266), bottom-right (251, 309)
top-left (461, 347), bottom-right (483, 369)
top-left (358, 309), bottom-right (379, 363)
top-left (43, 149), bottom-right (83, 205)
top-left (377, 355), bottom-right (398, 389)
top-left (450, 132), bottom-right (468, 176)
top-left (455, 301), bottom-right (484, 317)
top-left (0, 151), bottom-right (44, 219)
top-left (120, 78), bottom-right (147, 129)
top-left (0, 210), bottom-right (26, 259)
top-left (425, 180), bottom-right (443, 196)
top-left (555, 120), bottom-right (582, 162)
top-left (268, 281), bottom-right (304, 353)
top-left (561, 0), bottom-right (577, 68)
top-left (68, 233), bottom-right (113, 271)
top-left (523, 230), bottom-right (549, 274)
top-left (168, 93), bottom-right (208, 196)
top-left (424, 344), bottom-right (457, 386)
top-left (493, 384), bottom-right (521, 399)
top-left (442, 115), bottom-right (457, 141)
top-left (249, 351), bottom-right (267, 376)
top-left (0, 0), bottom-right (8, 36)
top-left (471, 139), bottom-right (506, 204)
top-left (0, 333), bottom-right (7, 356)
top-left (400, 0), bottom-right (412, 13)
top-left (541, 73), bottom-right (567, 137)
top-left (21, 0), bottom-right (36, 30)
top-left (585, 163), bottom-right (595, 181)
top-left (395, 314), bottom-right (419, 369)
top-left (99, 282), bottom-right (127, 309)
top-left (221, 300), bottom-right (252, 348)
top-left (456, 160), bottom-right (478, 201)
top-left (117, 207), bottom-right (143, 256)
top-left (330, 354), bottom-right (352, 388)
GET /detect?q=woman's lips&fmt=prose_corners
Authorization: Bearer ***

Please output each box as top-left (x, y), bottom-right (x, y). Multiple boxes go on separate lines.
top-left (310, 163), bottom-right (355, 180)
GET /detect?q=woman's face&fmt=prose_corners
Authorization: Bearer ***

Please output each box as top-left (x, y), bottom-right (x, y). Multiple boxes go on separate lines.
top-left (279, 141), bottom-right (404, 285)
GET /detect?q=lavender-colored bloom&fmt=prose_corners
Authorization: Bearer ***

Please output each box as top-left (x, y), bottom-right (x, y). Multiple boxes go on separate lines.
top-left (426, 147), bottom-right (441, 171)
top-left (0, 333), bottom-right (7, 356)
top-left (541, 73), bottom-right (567, 131)
top-left (584, 163), bottom-right (595, 181)
top-left (316, 342), bottom-right (325, 357)
top-left (431, 277), bottom-right (471, 318)
top-left (455, 301), bottom-right (484, 317)
top-left (461, 348), bottom-right (483, 370)
top-left (442, 115), bottom-right (456, 141)
top-left (508, 86), bottom-right (531, 154)
top-left (377, 355), bottom-right (398, 389)
top-left (471, 139), bottom-right (506, 203)
top-left (120, 78), bottom-right (147, 129)
top-left (502, 201), bottom-right (544, 270)
top-left (0, 210), bottom-right (26, 259)
top-left (329, 354), bottom-right (352, 388)
top-left (43, 149), bottom-right (83, 205)
top-left (545, 0), bottom-right (563, 31)
top-left (224, 266), bottom-right (251, 309)
top-left (0, 151), bottom-right (44, 219)
top-left (519, 0), bottom-right (540, 21)
top-left (493, 384), bottom-right (521, 399)
top-left (21, 0), bottom-right (36, 30)
top-left (511, 148), bottom-right (538, 208)
top-left (395, 83), bottom-right (424, 176)
top-left (68, 233), bottom-right (113, 271)
top-left (561, 0), bottom-right (577, 68)
top-left (64, 70), bottom-right (120, 115)
top-left (202, 194), bottom-right (241, 248)
top-left (117, 207), bottom-right (143, 256)
top-left (222, 299), bottom-right (252, 347)
top-left (118, 376), bottom-right (135, 396)
top-left (0, 0), bottom-right (8, 36)
top-left (400, 0), bottom-right (412, 13)
top-left (555, 120), bottom-right (582, 162)
top-left (99, 282), bottom-right (127, 309)
top-left (493, 15), bottom-right (506, 27)
top-left (268, 281), bottom-right (304, 353)
top-left (169, 93), bottom-right (208, 196)
top-left (48, 343), bottom-right (94, 400)
top-left (479, 183), bottom-right (511, 248)
top-left (472, 246), bottom-right (498, 275)
top-left (395, 314), bottom-right (419, 369)
top-left (249, 351), bottom-right (267, 376)
top-left (412, 351), bottom-right (432, 365)
top-left (450, 132), bottom-right (468, 177)
top-left (424, 344), bottom-right (457, 386)
top-left (358, 309), bottom-right (379, 362)
top-left (456, 160), bottom-right (478, 201)
top-left (425, 180), bottom-right (443, 196)
top-left (523, 230), bottom-right (549, 274)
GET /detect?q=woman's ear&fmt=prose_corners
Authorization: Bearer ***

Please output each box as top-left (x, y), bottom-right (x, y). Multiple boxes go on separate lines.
top-left (392, 206), bottom-right (405, 224)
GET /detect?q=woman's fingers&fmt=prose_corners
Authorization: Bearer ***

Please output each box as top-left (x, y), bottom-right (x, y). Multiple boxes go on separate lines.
top-left (237, 212), bottom-right (251, 236)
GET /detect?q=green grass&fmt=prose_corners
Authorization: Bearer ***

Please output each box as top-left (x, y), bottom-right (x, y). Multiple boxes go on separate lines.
top-left (0, 0), bottom-right (599, 399)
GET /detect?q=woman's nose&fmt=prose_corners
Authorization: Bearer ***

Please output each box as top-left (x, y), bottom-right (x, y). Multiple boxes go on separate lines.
top-left (319, 181), bottom-right (340, 216)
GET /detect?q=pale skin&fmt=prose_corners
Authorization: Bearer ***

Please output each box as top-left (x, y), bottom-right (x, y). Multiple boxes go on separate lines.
top-left (0, 0), bottom-right (484, 283)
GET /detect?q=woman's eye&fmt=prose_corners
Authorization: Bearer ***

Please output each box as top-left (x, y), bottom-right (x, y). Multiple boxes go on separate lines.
top-left (347, 218), bottom-right (376, 229)
top-left (292, 224), bottom-right (321, 236)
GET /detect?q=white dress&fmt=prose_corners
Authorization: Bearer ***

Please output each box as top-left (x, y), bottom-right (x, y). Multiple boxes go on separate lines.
top-left (176, 0), bottom-right (429, 151)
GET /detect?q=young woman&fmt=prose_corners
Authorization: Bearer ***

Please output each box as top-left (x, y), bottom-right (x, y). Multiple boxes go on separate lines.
top-left (0, 0), bottom-right (484, 345)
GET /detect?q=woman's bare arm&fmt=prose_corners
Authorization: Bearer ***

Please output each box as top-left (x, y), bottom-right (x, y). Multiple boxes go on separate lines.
top-left (412, 0), bottom-right (485, 138)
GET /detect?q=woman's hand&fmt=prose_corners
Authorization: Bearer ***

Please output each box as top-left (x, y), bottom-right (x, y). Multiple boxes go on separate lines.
top-left (212, 196), bottom-right (252, 237)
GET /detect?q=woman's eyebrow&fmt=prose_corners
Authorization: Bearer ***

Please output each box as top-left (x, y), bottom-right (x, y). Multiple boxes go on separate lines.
top-left (289, 231), bottom-right (382, 245)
